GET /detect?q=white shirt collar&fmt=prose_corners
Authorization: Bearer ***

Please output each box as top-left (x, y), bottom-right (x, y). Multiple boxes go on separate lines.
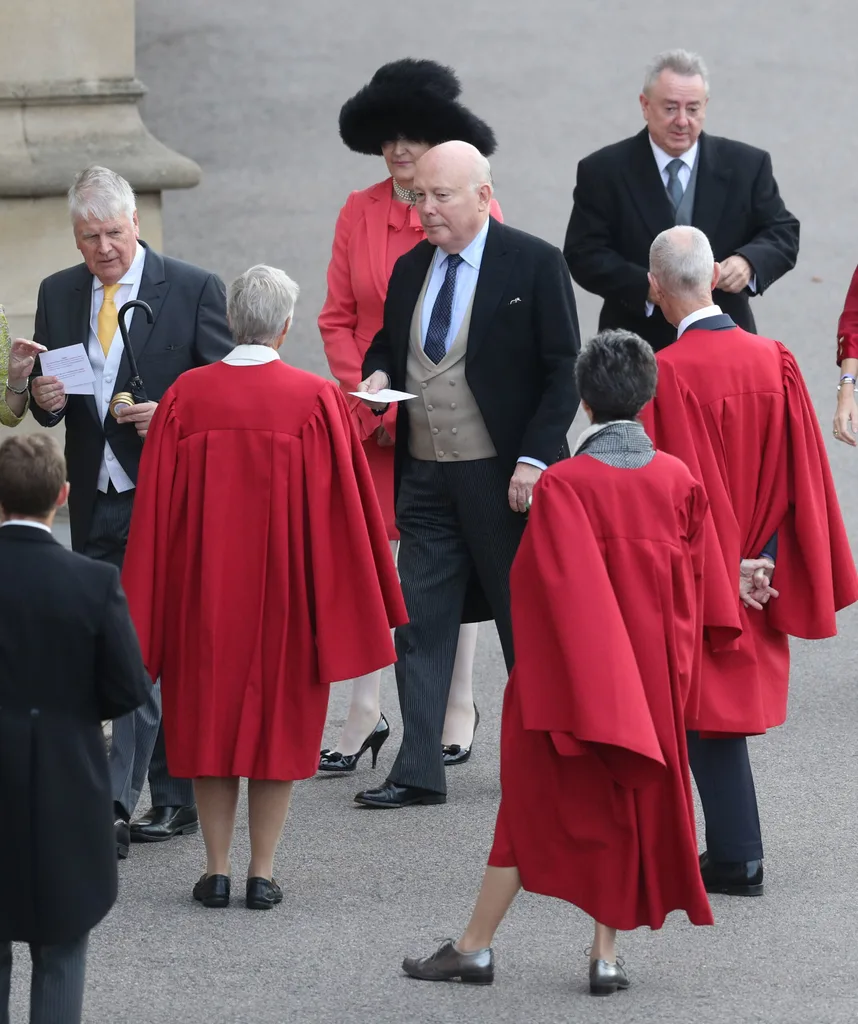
top-left (677, 304), bottom-right (723, 338)
top-left (222, 344), bottom-right (281, 365)
top-left (649, 136), bottom-right (698, 175)
top-left (438, 216), bottom-right (491, 271)
top-left (1, 519), bottom-right (52, 533)
top-left (92, 241), bottom-right (146, 292)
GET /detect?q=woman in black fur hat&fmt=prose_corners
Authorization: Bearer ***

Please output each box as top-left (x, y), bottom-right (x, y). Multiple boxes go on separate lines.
top-left (318, 59), bottom-right (500, 774)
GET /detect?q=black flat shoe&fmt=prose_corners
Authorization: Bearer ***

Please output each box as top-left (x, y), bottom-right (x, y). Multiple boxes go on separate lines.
top-left (319, 714), bottom-right (390, 773)
top-left (699, 851), bottom-right (764, 896)
top-left (354, 779), bottom-right (446, 809)
top-left (130, 804), bottom-right (200, 842)
top-left (246, 877), bottom-right (283, 910)
top-left (115, 819), bottom-right (130, 861)
top-left (442, 705), bottom-right (480, 767)
top-left (193, 873), bottom-right (230, 908)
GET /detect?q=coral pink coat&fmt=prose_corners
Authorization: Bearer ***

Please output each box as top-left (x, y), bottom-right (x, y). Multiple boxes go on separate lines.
top-left (319, 177), bottom-right (502, 538)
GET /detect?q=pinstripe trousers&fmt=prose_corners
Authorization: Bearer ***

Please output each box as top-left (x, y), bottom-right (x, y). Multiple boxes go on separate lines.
top-left (389, 457), bottom-right (525, 795)
top-left (83, 489), bottom-right (194, 817)
top-left (0, 933), bottom-right (88, 1024)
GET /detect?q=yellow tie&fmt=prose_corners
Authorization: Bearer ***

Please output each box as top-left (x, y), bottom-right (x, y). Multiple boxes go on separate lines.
top-left (97, 284), bottom-right (121, 356)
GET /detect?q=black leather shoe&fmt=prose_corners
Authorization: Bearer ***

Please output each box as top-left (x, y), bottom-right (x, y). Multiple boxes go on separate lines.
top-left (699, 851), bottom-right (764, 896)
top-left (115, 819), bottom-right (130, 860)
top-left (193, 873), bottom-right (230, 908)
top-left (354, 780), bottom-right (446, 809)
top-left (246, 877), bottom-right (283, 910)
top-left (130, 804), bottom-right (200, 843)
top-left (402, 940), bottom-right (493, 984)
top-left (589, 958), bottom-right (630, 996)
top-left (442, 705), bottom-right (480, 767)
top-left (319, 714), bottom-right (390, 773)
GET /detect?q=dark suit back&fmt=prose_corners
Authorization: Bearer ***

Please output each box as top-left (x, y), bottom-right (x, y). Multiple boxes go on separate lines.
top-left (563, 130), bottom-right (800, 349)
top-left (30, 243), bottom-right (233, 550)
top-left (0, 526), bottom-right (149, 943)
top-left (362, 218), bottom-right (581, 498)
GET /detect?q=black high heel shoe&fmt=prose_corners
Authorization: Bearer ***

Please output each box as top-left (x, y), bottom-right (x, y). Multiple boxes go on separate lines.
top-left (442, 705), bottom-right (480, 767)
top-left (318, 714), bottom-right (390, 773)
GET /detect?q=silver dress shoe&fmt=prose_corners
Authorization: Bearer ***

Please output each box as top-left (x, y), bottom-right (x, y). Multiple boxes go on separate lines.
top-left (402, 940), bottom-right (494, 984)
top-left (589, 958), bottom-right (630, 996)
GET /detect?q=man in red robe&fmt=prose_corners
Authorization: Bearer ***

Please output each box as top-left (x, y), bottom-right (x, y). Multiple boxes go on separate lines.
top-left (642, 226), bottom-right (858, 898)
top-left (122, 265), bottom-right (407, 909)
top-left (402, 330), bottom-right (741, 995)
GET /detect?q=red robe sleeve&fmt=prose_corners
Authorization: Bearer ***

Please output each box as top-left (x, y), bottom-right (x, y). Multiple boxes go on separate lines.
top-left (509, 472), bottom-right (666, 788)
top-left (121, 389), bottom-right (181, 684)
top-left (766, 344), bottom-right (858, 636)
top-left (302, 382), bottom-right (407, 684)
top-left (836, 265), bottom-right (858, 364)
top-left (640, 362), bottom-right (743, 652)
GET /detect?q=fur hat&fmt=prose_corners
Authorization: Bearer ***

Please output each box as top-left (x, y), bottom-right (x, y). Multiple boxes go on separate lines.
top-left (339, 58), bottom-right (497, 157)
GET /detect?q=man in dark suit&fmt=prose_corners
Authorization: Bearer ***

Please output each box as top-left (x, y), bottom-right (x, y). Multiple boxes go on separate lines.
top-left (0, 434), bottom-right (149, 1024)
top-left (563, 49), bottom-right (799, 351)
top-left (28, 166), bottom-right (233, 856)
top-left (354, 141), bottom-right (580, 809)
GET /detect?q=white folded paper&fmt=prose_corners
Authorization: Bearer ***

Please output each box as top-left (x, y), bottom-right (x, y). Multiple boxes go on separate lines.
top-left (349, 389), bottom-right (417, 403)
top-left (39, 344), bottom-right (96, 395)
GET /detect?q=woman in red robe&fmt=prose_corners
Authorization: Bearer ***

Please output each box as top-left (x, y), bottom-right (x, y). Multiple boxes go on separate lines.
top-left (318, 59), bottom-right (502, 772)
top-left (403, 330), bottom-right (740, 996)
top-left (122, 265), bottom-right (406, 911)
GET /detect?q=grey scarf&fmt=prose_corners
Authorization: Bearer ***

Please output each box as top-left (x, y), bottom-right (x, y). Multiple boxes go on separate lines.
top-left (574, 420), bottom-right (655, 469)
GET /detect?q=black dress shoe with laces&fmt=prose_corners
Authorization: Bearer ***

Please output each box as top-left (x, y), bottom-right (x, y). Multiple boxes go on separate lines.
top-left (246, 877), bottom-right (283, 910)
top-left (402, 940), bottom-right (494, 984)
top-left (354, 780), bottom-right (446, 809)
top-left (130, 804), bottom-right (200, 842)
top-left (193, 873), bottom-right (230, 908)
top-left (699, 851), bottom-right (764, 896)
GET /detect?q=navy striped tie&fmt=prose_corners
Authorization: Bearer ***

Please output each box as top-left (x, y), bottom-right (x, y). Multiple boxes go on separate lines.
top-left (424, 253), bottom-right (464, 364)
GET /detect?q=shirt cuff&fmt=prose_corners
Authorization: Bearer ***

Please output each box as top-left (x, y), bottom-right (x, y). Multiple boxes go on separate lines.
top-left (517, 457), bottom-right (547, 471)
top-left (645, 301), bottom-right (655, 317)
top-left (760, 551), bottom-right (775, 564)
top-left (748, 275), bottom-right (757, 294)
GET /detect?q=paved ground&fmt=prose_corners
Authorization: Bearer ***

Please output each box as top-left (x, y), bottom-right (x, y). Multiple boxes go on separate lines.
top-left (10, 2), bottom-right (858, 1021)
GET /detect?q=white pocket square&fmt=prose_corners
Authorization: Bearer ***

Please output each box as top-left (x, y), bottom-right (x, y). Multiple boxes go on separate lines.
top-left (508, 297), bottom-right (522, 305)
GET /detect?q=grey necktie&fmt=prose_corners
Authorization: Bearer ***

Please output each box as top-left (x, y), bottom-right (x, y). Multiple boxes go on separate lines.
top-left (665, 158), bottom-right (684, 210)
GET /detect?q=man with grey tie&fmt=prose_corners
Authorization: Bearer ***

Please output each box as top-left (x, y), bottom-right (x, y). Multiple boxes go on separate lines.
top-left (563, 49), bottom-right (799, 351)
top-left (354, 141), bottom-right (580, 809)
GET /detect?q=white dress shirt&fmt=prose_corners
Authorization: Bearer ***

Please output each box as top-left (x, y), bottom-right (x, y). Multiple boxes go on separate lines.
top-left (90, 242), bottom-right (146, 493)
top-left (419, 218), bottom-right (545, 472)
top-left (1, 519), bottom-right (51, 533)
top-left (222, 344), bottom-right (281, 366)
top-left (677, 303), bottom-right (723, 338)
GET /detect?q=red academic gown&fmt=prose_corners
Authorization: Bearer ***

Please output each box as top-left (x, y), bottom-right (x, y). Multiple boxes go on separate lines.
top-left (836, 264), bottom-right (858, 362)
top-left (489, 453), bottom-right (725, 931)
top-left (122, 359), bottom-right (408, 781)
top-left (641, 325), bottom-right (858, 736)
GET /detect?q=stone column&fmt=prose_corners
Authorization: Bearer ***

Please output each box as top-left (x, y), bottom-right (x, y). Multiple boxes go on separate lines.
top-left (0, 0), bottom-right (200, 438)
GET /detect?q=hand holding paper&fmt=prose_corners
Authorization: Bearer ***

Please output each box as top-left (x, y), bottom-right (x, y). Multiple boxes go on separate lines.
top-left (38, 344), bottom-right (96, 395)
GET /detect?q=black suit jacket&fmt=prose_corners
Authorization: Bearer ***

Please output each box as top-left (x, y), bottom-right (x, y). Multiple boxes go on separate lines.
top-left (29, 242), bottom-right (233, 550)
top-left (0, 525), bottom-right (149, 944)
top-left (563, 129), bottom-right (800, 349)
top-left (362, 218), bottom-right (581, 499)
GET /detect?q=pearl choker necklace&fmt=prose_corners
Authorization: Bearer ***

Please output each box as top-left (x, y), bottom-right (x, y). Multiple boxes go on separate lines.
top-left (392, 179), bottom-right (418, 204)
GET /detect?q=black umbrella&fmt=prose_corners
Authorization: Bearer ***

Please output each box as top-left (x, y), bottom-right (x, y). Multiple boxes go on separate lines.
top-left (110, 299), bottom-right (152, 417)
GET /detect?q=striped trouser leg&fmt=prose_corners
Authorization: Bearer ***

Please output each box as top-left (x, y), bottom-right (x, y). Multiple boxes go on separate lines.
top-left (389, 459), bottom-right (473, 795)
top-left (29, 932), bottom-right (89, 1024)
top-left (0, 942), bottom-right (11, 1024)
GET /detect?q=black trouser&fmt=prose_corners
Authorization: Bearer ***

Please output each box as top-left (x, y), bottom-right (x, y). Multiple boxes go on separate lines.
top-left (687, 731), bottom-right (764, 863)
top-left (389, 457), bottom-right (526, 795)
top-left (83, 487), bottom-right (193, 817)
top-left (0, 933), bottom-right (89, 1024)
